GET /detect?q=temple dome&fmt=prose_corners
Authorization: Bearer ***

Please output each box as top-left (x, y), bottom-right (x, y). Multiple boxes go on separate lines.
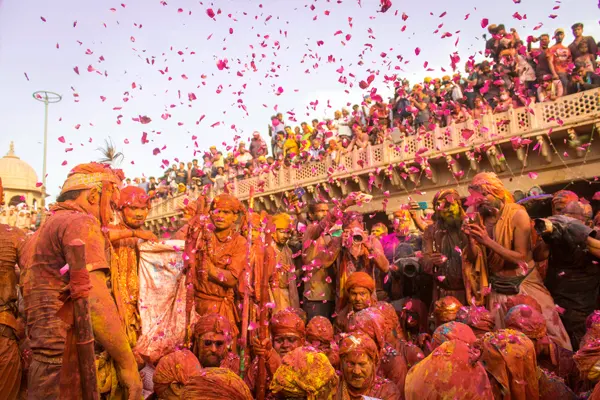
top-left (0, 142), bottom-right (41, 192)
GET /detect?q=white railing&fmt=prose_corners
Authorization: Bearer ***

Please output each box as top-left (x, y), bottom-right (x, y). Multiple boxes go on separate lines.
top-left (147, 88), bottom-right (600, 220)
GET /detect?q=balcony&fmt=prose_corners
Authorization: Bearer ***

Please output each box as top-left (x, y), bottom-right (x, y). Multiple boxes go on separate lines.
top-left (146, 88), bottom-right (600, 233)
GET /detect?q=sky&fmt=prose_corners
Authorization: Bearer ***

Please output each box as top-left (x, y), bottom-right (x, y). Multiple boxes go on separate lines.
top-left (0, 0), bottom-right (599, 199)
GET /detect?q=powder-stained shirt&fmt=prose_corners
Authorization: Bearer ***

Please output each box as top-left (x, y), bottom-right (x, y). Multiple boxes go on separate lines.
top-left (0, 224), bottom-right (27, 330)
top-left (20, 203), bottom-right (109, 357)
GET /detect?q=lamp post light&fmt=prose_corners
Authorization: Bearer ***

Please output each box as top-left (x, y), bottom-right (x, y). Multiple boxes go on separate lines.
top-left (32, 91), bottom-right (62, 212)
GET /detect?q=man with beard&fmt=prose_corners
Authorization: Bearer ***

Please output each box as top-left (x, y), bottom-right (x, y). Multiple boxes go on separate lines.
top-left (108, 185), bottom-right (157, 348)
top-left (192, 313), bottom-right (240, 373)
top-left (381, 209), bottom-right (429, 304)
top-left (334, 272), bottom-right (376, 333)
top-left (337, 332), bottom-right (401, 400)
top-left (188, 194), bottom-right (247, 348)
top-left (462, 172), bottom-right (571, 350)
top-left (301, 201), bottom-right (336, 320)
top-left (20, 163), bottom-right (142, 399)
top-left (422, 189), bottom-right (468, 305)
top-left (0, 178), bottom-right (27, 399)
top-left (246, 309), bottom-right (306, 395)
top-left (270, 213), bottom-right (299, 313)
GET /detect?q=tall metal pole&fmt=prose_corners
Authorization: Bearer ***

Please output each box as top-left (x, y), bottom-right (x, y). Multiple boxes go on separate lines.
top-left (33, 91), bottom-right (62, 213)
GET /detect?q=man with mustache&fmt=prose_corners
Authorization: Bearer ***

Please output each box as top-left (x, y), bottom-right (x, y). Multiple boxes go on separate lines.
top-left (191, 313), bottom-right (239, 373)
top-left (0, 177), bottom-right (27, 399)
top-left (337, 332), bottom-right (401, 400)
top-left (246, 309), bottom-right (306, 396)
top-left (334, 271), bottom-right (376, 333)
top-left (462, 172), bottom-right (571, 350)
top-left (109, 185), bottom-right (157, 348)
top-left (270, 213), bottom-right (299, 313)
top-left (188, 193), bottom-right (247, 348)
top-left (422, 189), bottom-right (468, 305)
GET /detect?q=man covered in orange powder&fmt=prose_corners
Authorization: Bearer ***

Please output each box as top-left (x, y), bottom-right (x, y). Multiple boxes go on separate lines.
top-left (462, 172), bottom-right (572, 350)
top-left (187, 193), bottom-right (247, 347)
top-left (337, 332), bottom-right (401, 400)
top-left (0, 177), bottom-right (27, 400)
top-left (269, 213), bottom-right (299, 312)
top-left (20, 163), bottom-right (142, 399)
top-left (109, 185), bottom-right (157, 348)
top-left (334, 271), bottom-right (376, 333)
top-left (191, 313), bottom-right (240, 373)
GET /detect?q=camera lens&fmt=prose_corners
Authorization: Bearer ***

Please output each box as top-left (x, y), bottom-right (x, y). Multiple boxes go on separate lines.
top-left (352, 235), bottom-right (363, 242)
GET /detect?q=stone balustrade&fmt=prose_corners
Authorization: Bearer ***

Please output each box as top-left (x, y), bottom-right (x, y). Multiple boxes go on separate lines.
top-left (146, 88), bottom-right (600, 228)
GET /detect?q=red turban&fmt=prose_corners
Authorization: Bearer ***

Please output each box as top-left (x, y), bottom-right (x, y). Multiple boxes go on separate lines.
top-left (345, 271), bottom-right (375, 295)
top-left (153, 349), bottom-right (202, 397)
top-left (182, 368), bottom-right (253, 400)
top-left (376, 301), bottom-right (402, 340)
top-left (271, 309), bottom-right (306, 338)
top-left (118, 186), bottom-right (151, 209)
top-left (505, 294), bottom-right (543, 314)
top-left (456, 306), bottom-right (495, 338)
top-left (431, 322), bottom-right (477, 349)
top-left (433, 296), bottom-right (463, 324)
top-left (306, 316), bottom-right (334, 343)
top-left (471, 172), bottom-right (514, 204)
top-left (61, 162), bottom-right (124, 194)
top-left (348, 307), bottom-right (386, 353)
top-left (552, 190), bottom-right (579, 214)
top-left (505, 304), bottom-right (547, 340)
top-left (339, 332), bottom-right (380, 365)
top-left (193, 313), bottom-right (233, 341)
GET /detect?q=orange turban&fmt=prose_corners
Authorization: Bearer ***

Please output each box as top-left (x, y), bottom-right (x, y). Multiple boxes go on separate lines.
top-left (270, 347), bottom-right (338, 400)
top-left (552, 190), bottom-right (579, 215)
top-left (153, 349), bottom-right (202, 397)
top-left (182, 368), bottom-right (253, 400)
top-left (118, 186), bottom-right (151, 209)
top-left (345, 272), bottom-right (375, 295)
top-left (471, 172), bottom-right (514, 204)
top-left (272, 213), bottom-right (292, 230)
top-left (505, 304), bottom-right (547, 340)
top-left (505, 294), bottom-right (543, 314)
top-left (211, 194), bottom-right (245, 214)
top-left (193, 313), bottom-right (232, 341)
top-left (61, 162), bottom-right (124, 194)
top-left (348, 308), bottom-right (386, 353)
top-left (405, 340), bottom-right (494, 400)
top-left (433, 296), bottom-right (463, 324)
top-left (339, 332), bottom-right (380, 365)
top-left (306, 316), bottom-right (334, 343)
top-left (431, 322), bottom-right (477, 349)
top-left (456, 306), bottom-right (495, 338)
top-left (480, 329), bottom-right (539, 399)
top-left (271, 309), bottom-right (306, 338)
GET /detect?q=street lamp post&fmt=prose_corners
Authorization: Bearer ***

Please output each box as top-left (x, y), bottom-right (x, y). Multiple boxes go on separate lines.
top-left (33, 91), bottom-right (62, 212)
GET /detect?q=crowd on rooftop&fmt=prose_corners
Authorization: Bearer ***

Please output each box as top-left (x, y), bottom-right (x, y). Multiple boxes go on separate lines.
top-left (124, 22), bottom-right (599, 200)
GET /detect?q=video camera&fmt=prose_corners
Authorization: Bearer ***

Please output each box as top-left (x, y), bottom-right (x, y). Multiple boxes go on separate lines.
top-left (534, 215), bottom-right (593, 253)
top-left (393, 256), bottom-right (422, 278)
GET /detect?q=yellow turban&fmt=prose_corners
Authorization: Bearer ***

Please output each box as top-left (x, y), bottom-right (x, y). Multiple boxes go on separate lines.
top-left (471, 172), bottom-right (514, 204)
top-left (272, 213), bottom-right (292, 230)
top-left (61, 162), bottom-right (124, 195)
top-left (270, 347), bottom-right (338, 400)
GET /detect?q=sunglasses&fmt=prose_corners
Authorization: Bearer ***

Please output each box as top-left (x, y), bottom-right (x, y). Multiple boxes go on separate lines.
top-left (203, 340), bottom-right (225, 348)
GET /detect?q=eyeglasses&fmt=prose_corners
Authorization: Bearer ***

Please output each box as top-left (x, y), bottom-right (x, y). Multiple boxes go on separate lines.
top-left (203, 340), bottom-right (225, 348)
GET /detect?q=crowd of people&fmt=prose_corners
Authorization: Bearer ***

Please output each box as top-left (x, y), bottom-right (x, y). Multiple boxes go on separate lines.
top-left (4, 159), bottom-right (600, 399)
top-left (124, 21), bottom-right (599, 199)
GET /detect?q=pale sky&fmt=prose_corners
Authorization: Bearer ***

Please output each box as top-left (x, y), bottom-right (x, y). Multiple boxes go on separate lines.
top-left (0, 0), bottom-right (598, 198)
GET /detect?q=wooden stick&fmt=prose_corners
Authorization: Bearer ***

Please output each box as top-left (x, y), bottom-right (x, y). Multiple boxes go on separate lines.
top-left (239, 188), bottom-right (255, 378)
top-left (66, 241), bottom-right (99, 400)
top-left (256, 222), bottom-right (274, 400)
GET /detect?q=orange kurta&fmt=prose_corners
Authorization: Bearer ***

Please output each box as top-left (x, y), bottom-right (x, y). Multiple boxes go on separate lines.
top-left (194, 231), bottom-right (247, 341)
top-left (0, 223), bottom-right (26, 400)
